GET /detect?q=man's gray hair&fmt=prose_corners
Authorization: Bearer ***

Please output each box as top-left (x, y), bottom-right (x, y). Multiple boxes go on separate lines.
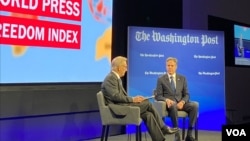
top-left (111, 56), bottom-right (127, 70)
top-left (166, 57), bottom-right (178, 64)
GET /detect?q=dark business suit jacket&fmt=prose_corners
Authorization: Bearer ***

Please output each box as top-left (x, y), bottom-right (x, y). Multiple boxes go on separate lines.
top-left (155, 73), bottom-right (190, 103)
top-left (101, 72), bottom-right (168, 141)
top-left (101, 72), bottom-right (133, 116)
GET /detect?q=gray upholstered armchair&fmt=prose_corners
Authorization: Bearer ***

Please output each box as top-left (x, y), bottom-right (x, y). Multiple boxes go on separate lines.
top-left (96, 91), bottom-right (143, 141)
top-left (152, 90), bottom-right (199, 141)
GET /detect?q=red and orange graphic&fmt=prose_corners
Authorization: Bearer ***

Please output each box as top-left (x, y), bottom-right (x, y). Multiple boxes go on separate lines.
top-left (95, 27), bottom-right (112, 62)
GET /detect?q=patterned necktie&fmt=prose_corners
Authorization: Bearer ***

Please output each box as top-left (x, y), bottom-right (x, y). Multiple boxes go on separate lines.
top-left (170, 76), bottom-right (175, 92)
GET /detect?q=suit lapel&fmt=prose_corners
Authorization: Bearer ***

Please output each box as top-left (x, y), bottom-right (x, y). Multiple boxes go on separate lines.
top-left (175, 75), bottom-right (182, 92)
top-left (118, 78), bottom-right (127, 96)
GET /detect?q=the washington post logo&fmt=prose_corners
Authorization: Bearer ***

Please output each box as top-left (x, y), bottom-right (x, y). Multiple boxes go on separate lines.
top-left (222, 124), bottom-right (250, 141)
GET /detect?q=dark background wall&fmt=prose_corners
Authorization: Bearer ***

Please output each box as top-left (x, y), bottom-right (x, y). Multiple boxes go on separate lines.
top-left (183, 0), bottom-right (250, 124)
top-left (1, 0), bottom-right (250, 140)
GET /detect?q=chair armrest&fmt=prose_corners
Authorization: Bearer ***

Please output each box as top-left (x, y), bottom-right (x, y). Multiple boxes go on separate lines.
top-left (190, 101), bottom-right (199, 107)
top-left (100, 105), bottom-right (141, 125)
top-left (126, 106), bottom-right (141, 124)
top-left (153, 101), bottom-right (167, 117)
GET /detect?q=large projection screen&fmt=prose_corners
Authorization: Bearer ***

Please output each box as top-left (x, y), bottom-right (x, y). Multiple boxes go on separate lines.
top-left (127, 26), bottom-right (225, 131)
top-left (0, 0), bottom-right (112, 84)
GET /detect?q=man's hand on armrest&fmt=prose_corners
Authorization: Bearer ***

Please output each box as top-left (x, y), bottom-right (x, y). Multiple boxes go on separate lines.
top-left (165, 98), bottom-right (175, 108)
top-left (177, 100), bottom-right (185, 110)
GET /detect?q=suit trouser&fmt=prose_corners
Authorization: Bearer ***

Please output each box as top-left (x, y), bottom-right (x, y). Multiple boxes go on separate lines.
top-left (130, 100), bottom-right (166, 141)
top-left (168, 101), bottom-right (198, 128)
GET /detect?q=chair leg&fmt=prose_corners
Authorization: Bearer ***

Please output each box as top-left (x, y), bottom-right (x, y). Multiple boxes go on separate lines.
top-left (127, 133), bottom-right (131, 141)
top-left (182, 117), bottom-right (186, 140)
top-left (135, 125), bottom-right (141, 141)
top-left (104, 125), bottom-right (109, 141)
top-left (195, 118), bottom-right (198, 141)
top-left (144, 132), bottom-right (147, 141)
top-left (100, 125), bottom-right (106, 141)
top-left (139, 125), bottom-right (142, 141)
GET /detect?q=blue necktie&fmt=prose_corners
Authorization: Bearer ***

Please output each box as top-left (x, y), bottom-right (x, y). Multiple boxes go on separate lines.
top-left (170, 76), bottom-right (175, 92)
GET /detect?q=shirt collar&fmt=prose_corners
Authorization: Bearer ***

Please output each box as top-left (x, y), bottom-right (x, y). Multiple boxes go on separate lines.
top-left (168, 73), bottom-right (176, 78)
top-left (112, 71), bottom-right (120, 79)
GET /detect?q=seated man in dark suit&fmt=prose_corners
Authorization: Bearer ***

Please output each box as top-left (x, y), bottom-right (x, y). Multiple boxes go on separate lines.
top-left (155, 57), bottom-right (198, 141)
top-left (101, 56), bottom-right (179, 141)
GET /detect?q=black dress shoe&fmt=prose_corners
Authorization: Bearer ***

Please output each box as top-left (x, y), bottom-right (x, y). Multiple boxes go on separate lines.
top-left (185, 135), bottom-right (195, 141)
top-left (161, 126), bottom-right (179, 135)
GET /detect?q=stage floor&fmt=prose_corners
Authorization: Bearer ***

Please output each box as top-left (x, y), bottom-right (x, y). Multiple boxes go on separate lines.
top-left (85, 130), bottom-right (221, 141)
